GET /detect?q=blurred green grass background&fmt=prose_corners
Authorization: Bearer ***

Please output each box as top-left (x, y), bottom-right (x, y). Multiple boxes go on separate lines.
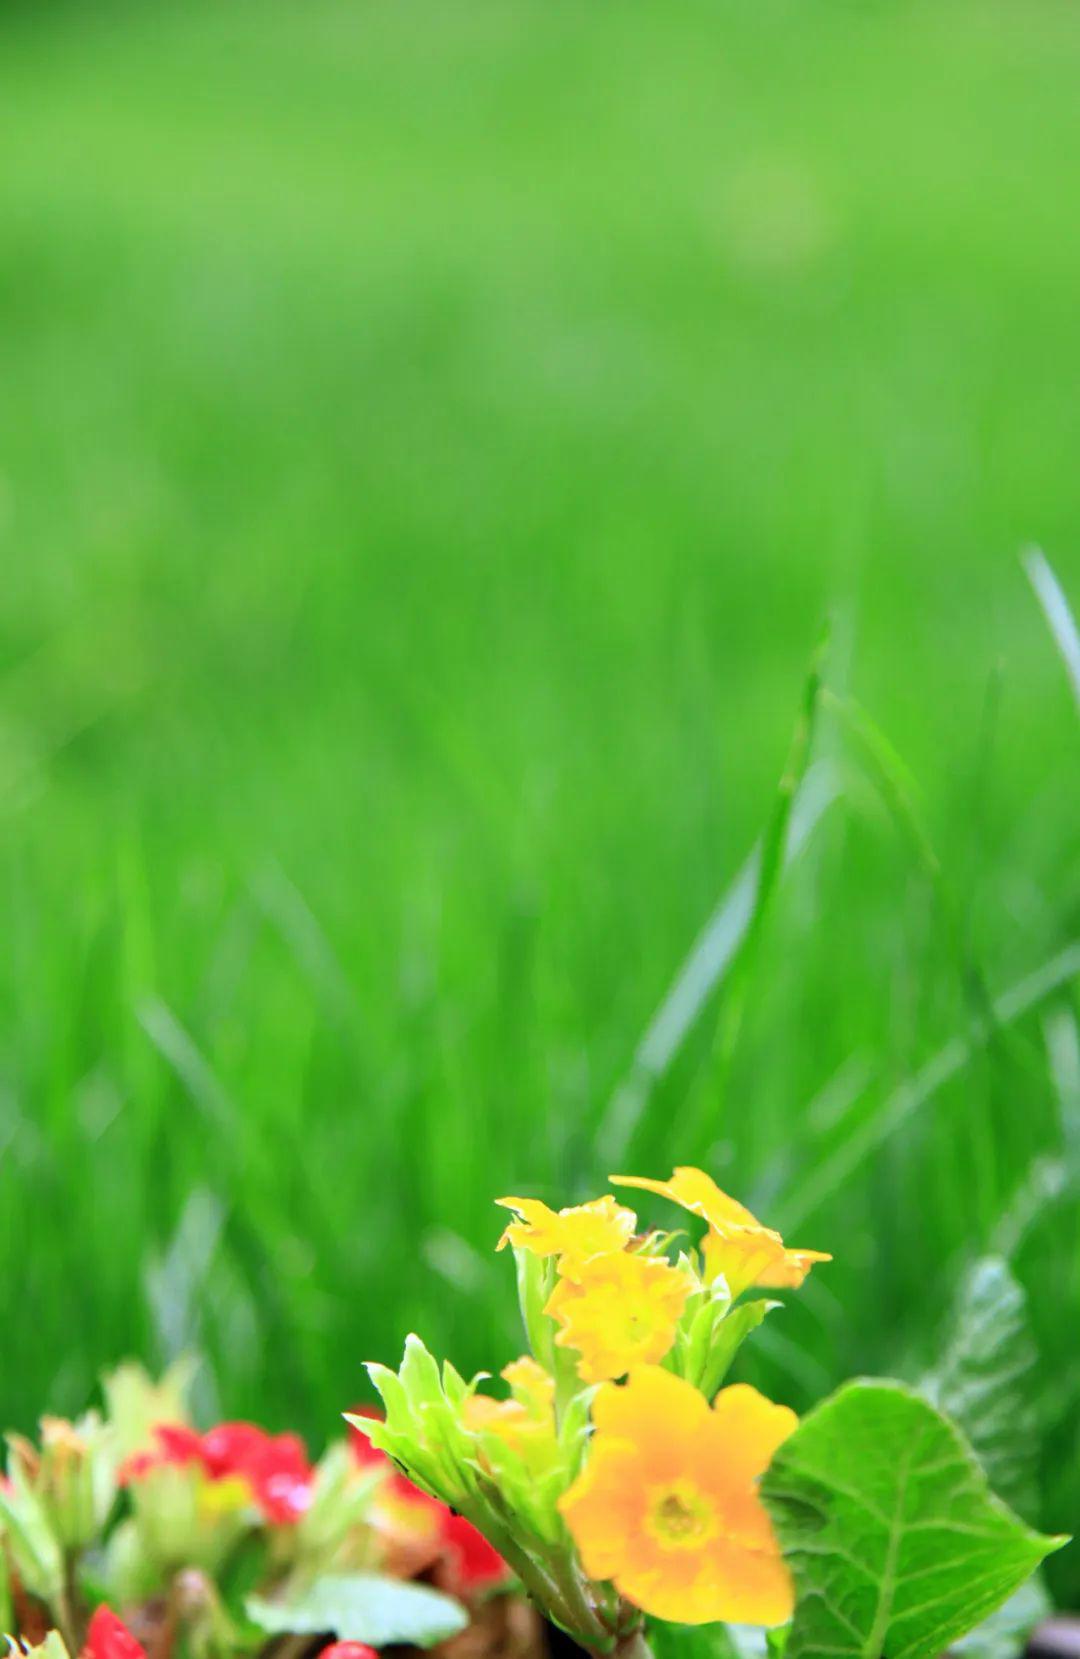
top-left (2, 0), bottom-right (1080, 1597)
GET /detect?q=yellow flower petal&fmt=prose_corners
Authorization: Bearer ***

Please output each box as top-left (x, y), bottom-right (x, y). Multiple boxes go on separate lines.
top-left (612, 1167), bottom-right (759, 1231)
top-left (702, 1226), bottom-right (832, 1296)
top-left (613, 1168), bottom-right (830, 1296)
top-left (501, 1355), bottom-right (555, 1416)
top-left (463, 1358), bottom-right (557, 1463)
top-left (495, 1194), bottom-right (637, 1266)
top-left (559, 1366), bottom-right (796, 1628)
top-left (546, 1254), bottom-right (690, 1382)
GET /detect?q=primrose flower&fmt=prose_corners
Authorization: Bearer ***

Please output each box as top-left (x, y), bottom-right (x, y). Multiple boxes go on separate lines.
top-left (495, 1195), bottom-right (636, 1267)
top-left (464, 1353), bottom-right (560, 1473)
top-left (320, 1645), bottom-right (378, 1659)
top-left (612, 1167), bottom-right (830, 1296)
top-left (83, 1607), bottom-right (148, 1659)
top-left (501, 1355), bottom-right (555, 1412)
top-left (120, 1420), bottom-right (313, 1525)
top-left (463, 1356), bottom-right (557, 1455)
top-left (545, 1251), bottom-right (690, 1381)
top-left (559, 1365), bottom-right (796, 1626)
top-left (441, 1512), bottom-right (512, 1590)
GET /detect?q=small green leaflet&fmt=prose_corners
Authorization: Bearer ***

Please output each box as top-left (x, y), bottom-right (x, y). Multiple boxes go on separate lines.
top-left (247, 1572), bottom-right (468, 1648)
top-left (760, 1380), bottom-right (1066, 1659)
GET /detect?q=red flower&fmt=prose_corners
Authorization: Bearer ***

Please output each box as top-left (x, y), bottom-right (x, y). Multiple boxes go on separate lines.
top-left (320, 1645), bottom-right (378, 1659)
top-left (119, 1421), bottom-right (313, 1525)
top-left (440, 1512), bottom-right (508, 1590)
top-left (83, 1608), bottom-right (147, 1659)
top-left (119, 1423), bottom-right (205, 1482)
top-left (201, 1423), bottom-right (313, 1525)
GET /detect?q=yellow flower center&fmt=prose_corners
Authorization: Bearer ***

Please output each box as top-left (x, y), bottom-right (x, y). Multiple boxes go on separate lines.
top-left (646, 1480), bottom-right (718, 1550)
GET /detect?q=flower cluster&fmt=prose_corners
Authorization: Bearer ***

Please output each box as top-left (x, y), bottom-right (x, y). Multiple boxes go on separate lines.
top-left (353, 1167), bottom-right (829, 1653)
top-left (29, 1603), bottom-right (378, 1659)
top-left (119, 1419), bottom-right (314, 1525)
top-left (0, 1360), bottom-right (512, 1659)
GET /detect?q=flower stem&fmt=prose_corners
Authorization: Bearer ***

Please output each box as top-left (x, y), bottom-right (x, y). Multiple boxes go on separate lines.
top-left (608, 1631), bottom-right (654, 1659)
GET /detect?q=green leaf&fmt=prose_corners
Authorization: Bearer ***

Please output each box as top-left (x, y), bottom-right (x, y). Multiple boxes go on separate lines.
top-left (247, 1572), bottom-right (468, 1649)
top-left (698, 1298), bottom-right (775, 1398)
top-left (648, 1618), bottom-right (782, 1659)
top-left (921, 1257), bottom-right (1039, 1520)
top-left (648, 1619), bottom-right (743, 1659)
top-left (761, 1379), bottom-right (1066, 1659)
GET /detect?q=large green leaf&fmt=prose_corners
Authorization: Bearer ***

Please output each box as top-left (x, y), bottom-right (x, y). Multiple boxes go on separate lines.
top-left (761, 1380), bottom-right (1065, 1659)
top-left (921, 1257), bottom-right (1040, 1521)
top-left (648, 1619), bottom-right (744, 1659)
top-left (648, 1618), bottom-right (786, 1659)
top-left (247, 1572), bottom-right (468, 1648)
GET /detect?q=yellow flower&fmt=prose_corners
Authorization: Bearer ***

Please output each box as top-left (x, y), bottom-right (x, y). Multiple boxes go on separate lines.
top-left (545, 1252), bottom-right (690, 1382)
top-left (495, 1194), bottom-right (636, 1267)
top-left (559, 1366), bottom-right (795, 1626)
top-left (463, 1357), bottom-right (556, 1454)
top-left (612, 1168), bottom-right (830, 1297)
top-left (701, 1228), bottom-right (830, 1296)
top-left (613, 1168), bottom-right (759, 1230)
top-left (502, 1355), bottom-right (556, 1415)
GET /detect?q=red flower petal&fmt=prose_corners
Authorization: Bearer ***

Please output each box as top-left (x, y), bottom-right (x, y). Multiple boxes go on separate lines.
top-left (117, 1422), bottom-right (204, 1485)
top-left (83, 1607), bottom-right (148, 1659)
top-left (117, 1420), bottom-right (313, 1525)
top-left (440, 1513), bottom-right (509, 1589)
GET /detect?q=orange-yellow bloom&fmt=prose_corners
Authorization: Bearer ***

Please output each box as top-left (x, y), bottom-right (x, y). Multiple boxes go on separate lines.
top-left (559, 1366), bottom-right (796, 1626)
top-left (501, 1355), bottom-right (556, 1417)
top-left (545, 1252), bottom-right (690, 1382)
top-left (613, 1168), bottom-right (760, 1231)
top-left (495, 1195), bottom-right (636, 1268)
top-left (463, 1356), bottom-right (556, 1455)
top-left (701, 1229), bottom-right (830, 1296)
top-left (612, 1168), bottom-right (830, 1297)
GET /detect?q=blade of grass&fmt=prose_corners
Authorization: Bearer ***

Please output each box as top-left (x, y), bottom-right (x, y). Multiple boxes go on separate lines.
top-left (823, 688), bottom-right (1002, 1228)
top-left (599, 634), bottom-right (835, 1165)
top-left (138, 996), bottom-right (239, 1139)
top-left (1023, 545), bottom-right (1080, 714)
top-left (780, 938), bottom-right (1080, 1232)
top-left (677, 629), bottom-right (831, 1151)
top-left (1043, 1005), bottom-right (1080, 1177)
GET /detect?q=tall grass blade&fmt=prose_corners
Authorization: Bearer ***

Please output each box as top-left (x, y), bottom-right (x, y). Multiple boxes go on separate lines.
top-left (1043, 1004), bottom-right (1080, 1178)
top-left (1023, 545), bottom-right (1080, 714)
top-left (138, 996), bottom-right (239, 1138)
top-left (781, 939), bottom-right (1080, 1231)
top-left (598, 758), bottom-right (839, 1166)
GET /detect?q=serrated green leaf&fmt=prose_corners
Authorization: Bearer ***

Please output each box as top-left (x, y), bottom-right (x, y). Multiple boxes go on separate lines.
top-left (922, 1257), bottom-right (1039, 1521)
top-left (246, 1572), bottom-right (468, 1648)
top-left (761, 1379), bottom-right (1065, 1659)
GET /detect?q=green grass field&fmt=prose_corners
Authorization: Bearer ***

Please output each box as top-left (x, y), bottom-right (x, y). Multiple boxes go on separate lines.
top-left (2, 0), bottom-right (1079, 1600)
